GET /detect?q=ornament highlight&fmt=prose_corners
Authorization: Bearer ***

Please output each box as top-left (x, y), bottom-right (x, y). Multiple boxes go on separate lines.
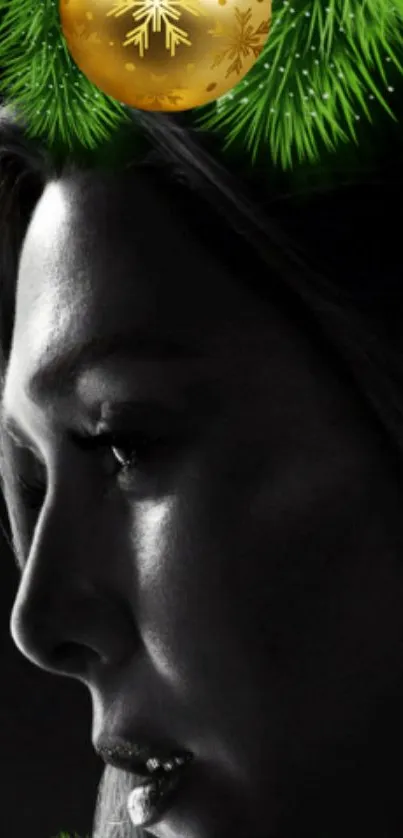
top-left (59, 0), bottom-right (271, 111)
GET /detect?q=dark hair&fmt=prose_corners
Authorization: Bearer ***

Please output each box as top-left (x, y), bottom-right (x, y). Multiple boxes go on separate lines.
top-left (1, 103), bottom-right (403, 837)
top-left (1, 104), bottom-right (403, 441)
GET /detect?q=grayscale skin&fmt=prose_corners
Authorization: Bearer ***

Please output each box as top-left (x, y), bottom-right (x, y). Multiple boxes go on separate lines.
top-left (2, 168), bottom-right (403, 838)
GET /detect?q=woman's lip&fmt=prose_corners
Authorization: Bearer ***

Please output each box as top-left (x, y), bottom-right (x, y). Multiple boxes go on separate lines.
top-left (94, 737), bottom-right (194, 777)
top-left (104, 751), bottom-right (193, 779)
top-left (127, 760), bottom-right (193, 827)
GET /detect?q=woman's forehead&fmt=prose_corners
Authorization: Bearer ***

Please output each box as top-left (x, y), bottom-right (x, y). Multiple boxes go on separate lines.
top-left (9, 170), bottom-right (280, 401)
top-left (17, 172), bottom-right (216, 315)
top-left (23, 169), bottom-right (190, 266)
top-left (16, 170), bottom-right (272, 336)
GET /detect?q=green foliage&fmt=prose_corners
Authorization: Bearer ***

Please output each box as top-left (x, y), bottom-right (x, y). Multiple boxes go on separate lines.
top-left (197, 0), bottom-right (403, 168)
top-left (0, 0), bottom-right (131, 156)
top-left (0, 0), bottom-right (403, 171)
top-left (51, 832), bottom-right (91, 838)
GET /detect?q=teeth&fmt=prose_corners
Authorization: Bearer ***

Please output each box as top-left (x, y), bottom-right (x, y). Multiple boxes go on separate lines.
top-left (146, 755), bottom-right (188, 774)
top-left (146, 758), bottom-right (161, 773)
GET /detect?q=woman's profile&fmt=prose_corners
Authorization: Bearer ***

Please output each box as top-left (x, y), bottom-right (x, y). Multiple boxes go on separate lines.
top-left (1, 103), bottom-right (403, 838)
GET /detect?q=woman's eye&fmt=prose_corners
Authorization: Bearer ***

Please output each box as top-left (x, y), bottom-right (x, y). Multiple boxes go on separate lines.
top-left (83, 430), bottom-right (171, 480)
top-left (109, 435), bottom-right (155, 471)
top-left (13, 432), bottom-right (170, 512)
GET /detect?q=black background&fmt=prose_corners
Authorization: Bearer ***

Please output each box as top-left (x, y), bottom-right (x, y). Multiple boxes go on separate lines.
top-left (0, 492), bottom-right (102, 838)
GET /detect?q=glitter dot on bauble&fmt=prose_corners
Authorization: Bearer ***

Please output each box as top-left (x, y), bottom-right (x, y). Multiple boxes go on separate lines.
top-left (59, 0), bottom-right (271, 111)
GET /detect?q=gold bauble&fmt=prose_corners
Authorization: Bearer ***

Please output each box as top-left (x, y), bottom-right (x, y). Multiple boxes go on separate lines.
top-left (59, 0), bottom-right (271, 111)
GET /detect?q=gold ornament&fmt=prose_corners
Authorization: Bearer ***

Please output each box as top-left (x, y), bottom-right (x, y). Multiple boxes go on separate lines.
top-left (59, 0), bottom-right (271, 111)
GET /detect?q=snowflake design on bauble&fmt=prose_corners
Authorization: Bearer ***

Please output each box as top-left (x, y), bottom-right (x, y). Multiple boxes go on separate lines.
top-left (135, 89), bottom-right (186, 105)
top-left (209, 7), bottom-right (269, 77)
top-left (106, 0), bottom-right (205, 58)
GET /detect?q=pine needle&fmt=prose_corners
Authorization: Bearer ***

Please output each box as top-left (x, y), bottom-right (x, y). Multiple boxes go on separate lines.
top-left (0, 0), bottom-right (131, 157)
top-left (0, 0), bottom-right (403, 171)
top-left (196, 0), bottom-right (403, 169)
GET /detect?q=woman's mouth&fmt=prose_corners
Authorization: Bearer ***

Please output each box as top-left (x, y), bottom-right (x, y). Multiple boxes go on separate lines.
top-left (126, 756), bottom-right (193, 828)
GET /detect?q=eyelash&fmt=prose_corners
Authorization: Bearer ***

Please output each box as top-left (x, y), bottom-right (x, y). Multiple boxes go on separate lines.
top-left (15, 431), bottom-right (162, 511)
top-left (80, 430), bottom-right (157, 468)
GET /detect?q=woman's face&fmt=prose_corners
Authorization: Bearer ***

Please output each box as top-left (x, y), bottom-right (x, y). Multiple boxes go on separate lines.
top-left (2, 169), bottom-right (403, 838)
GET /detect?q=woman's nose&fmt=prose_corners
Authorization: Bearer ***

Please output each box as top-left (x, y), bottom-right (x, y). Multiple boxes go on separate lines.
top-left (9, 485), bottom-right (137, 681)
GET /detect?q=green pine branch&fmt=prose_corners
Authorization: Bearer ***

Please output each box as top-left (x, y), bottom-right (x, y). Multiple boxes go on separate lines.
top-left (52, 832), bottom-right (91, 838)
top-left (196, 0), bottom-right (403, 168)
top-left (0, 0), bottom-right (403, 169)
top-left (0, 0), bottom-right (131, 155)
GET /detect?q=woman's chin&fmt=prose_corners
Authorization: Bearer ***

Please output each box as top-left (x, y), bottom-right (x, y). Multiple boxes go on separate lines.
top-left (132, 760), bottom-right (274, 838)
top-left (93, 759), bottom-right (274, 838)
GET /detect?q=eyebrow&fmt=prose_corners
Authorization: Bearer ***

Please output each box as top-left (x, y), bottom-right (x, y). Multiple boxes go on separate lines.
top-left (6, 328), bottom-right (204, 399)
top-left (0, 329), bottom-right (205, 444)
